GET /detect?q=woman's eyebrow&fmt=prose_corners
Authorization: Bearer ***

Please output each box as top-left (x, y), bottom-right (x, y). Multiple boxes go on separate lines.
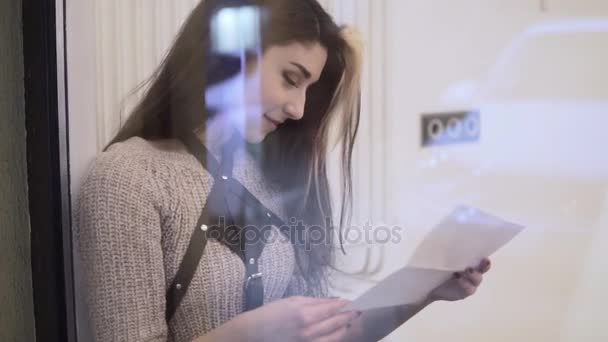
top-left (289, 62), bottom-right (311, 79)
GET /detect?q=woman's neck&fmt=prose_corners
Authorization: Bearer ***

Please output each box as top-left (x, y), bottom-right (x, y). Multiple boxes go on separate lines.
top-left (193, 114), bottom-right (242, 159)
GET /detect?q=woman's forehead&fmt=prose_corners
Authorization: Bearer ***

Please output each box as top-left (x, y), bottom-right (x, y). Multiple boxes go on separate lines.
top-left (263, 42), bottom-right (327, 80)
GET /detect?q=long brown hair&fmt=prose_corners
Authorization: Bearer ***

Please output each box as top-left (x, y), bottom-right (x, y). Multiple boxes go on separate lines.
top-left (106, 0), bottom-right (361, 296)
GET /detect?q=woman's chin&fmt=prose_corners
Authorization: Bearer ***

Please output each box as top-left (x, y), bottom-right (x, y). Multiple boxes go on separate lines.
top-left (243, 130), bottom-right (269, 144)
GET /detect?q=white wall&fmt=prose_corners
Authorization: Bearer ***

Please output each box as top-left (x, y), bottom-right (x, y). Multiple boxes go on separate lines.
top-left (67, 0), bottom-right (202, 197)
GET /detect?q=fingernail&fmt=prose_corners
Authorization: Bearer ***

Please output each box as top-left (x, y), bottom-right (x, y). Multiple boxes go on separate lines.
top-left (453, 272), bottom-right (461, 279)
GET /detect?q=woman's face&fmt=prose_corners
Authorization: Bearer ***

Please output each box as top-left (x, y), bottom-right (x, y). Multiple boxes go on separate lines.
top-left (205, 41), bottom-right (328, 143)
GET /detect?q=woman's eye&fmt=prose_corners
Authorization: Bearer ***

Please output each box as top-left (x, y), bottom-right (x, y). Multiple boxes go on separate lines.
top-left (283, 72), bottom-right (299, 88)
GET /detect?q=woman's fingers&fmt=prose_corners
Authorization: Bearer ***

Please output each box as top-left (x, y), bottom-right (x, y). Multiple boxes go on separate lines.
top-left (299, 310), bottom-right (359, 340)
top-left (457, 275), bottom-right (477, 296)
top-left (314, 324), bottom-right (351, 342)
top-left (477, 258), bottom-right (491, 273)
top-left (445, 259), bottom-right (490, 300)
top-left (298, 298), bottom-right (351, 327)
top-left (295, 296), bottom-right (338, 306)
top-left (463, 267), bottom-right (483, 287)
top-left (453, 270), bottom-right (477, 296)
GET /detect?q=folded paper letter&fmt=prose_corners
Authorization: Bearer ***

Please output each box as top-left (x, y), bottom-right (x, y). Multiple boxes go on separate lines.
top-left (343, 205), bottom-right (525, 311)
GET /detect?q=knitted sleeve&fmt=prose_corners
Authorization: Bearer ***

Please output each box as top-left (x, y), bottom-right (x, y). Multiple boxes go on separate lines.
top-left (75, 151), bottom-right (168, 341)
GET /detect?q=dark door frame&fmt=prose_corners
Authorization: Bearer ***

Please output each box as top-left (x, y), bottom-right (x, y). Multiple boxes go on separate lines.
top-left (23, 0), bottom-right (77, 340)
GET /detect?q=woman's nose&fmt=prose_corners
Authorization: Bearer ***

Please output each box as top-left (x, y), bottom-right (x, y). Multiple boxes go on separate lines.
top-left (283, 93), bottom-right (305, 120)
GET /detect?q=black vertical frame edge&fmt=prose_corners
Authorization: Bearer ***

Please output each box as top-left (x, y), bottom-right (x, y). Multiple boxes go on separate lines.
top-left (23, 0), bottom-right (77, 341)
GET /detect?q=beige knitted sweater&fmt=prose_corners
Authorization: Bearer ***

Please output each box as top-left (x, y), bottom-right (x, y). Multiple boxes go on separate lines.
top-left (75, 136), bottom-right (311, 342)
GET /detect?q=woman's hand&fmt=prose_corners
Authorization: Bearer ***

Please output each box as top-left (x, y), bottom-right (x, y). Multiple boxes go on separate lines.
top-left (238, 296), bottom-right (360, 342)
top-left (428, 257), bottom-right (492, 302)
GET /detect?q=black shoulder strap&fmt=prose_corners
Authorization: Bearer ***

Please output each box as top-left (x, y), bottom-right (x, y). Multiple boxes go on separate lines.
top-left (165, 131), bottom-right (293, 322)
top-left (165, 132), bottom-right (221, 322)
top-left (182, 131), bottom-right (222, 173)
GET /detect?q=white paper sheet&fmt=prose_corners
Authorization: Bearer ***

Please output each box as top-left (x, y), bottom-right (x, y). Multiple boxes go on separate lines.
top-left (343, 205), bottom-right (525, 311)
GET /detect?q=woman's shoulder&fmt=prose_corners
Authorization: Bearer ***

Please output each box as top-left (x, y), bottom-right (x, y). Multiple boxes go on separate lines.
top-left (91, 136), bottom-right (199, 176)
top-left (104, 136), bottom-right (191, 164)
top-left (79, 136), bottom-right (208, 201)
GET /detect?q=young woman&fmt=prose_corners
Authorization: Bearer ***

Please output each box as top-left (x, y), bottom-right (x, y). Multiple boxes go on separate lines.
top-left (75, 0), bottom-right (491, 341)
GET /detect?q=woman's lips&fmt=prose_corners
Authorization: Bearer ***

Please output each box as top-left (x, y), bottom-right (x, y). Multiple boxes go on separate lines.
top-left (264, 114), bottom-right (281, 128)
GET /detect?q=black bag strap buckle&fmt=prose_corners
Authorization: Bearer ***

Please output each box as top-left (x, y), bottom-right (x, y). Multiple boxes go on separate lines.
top-left (244, 272), bottom-right (263, 290)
